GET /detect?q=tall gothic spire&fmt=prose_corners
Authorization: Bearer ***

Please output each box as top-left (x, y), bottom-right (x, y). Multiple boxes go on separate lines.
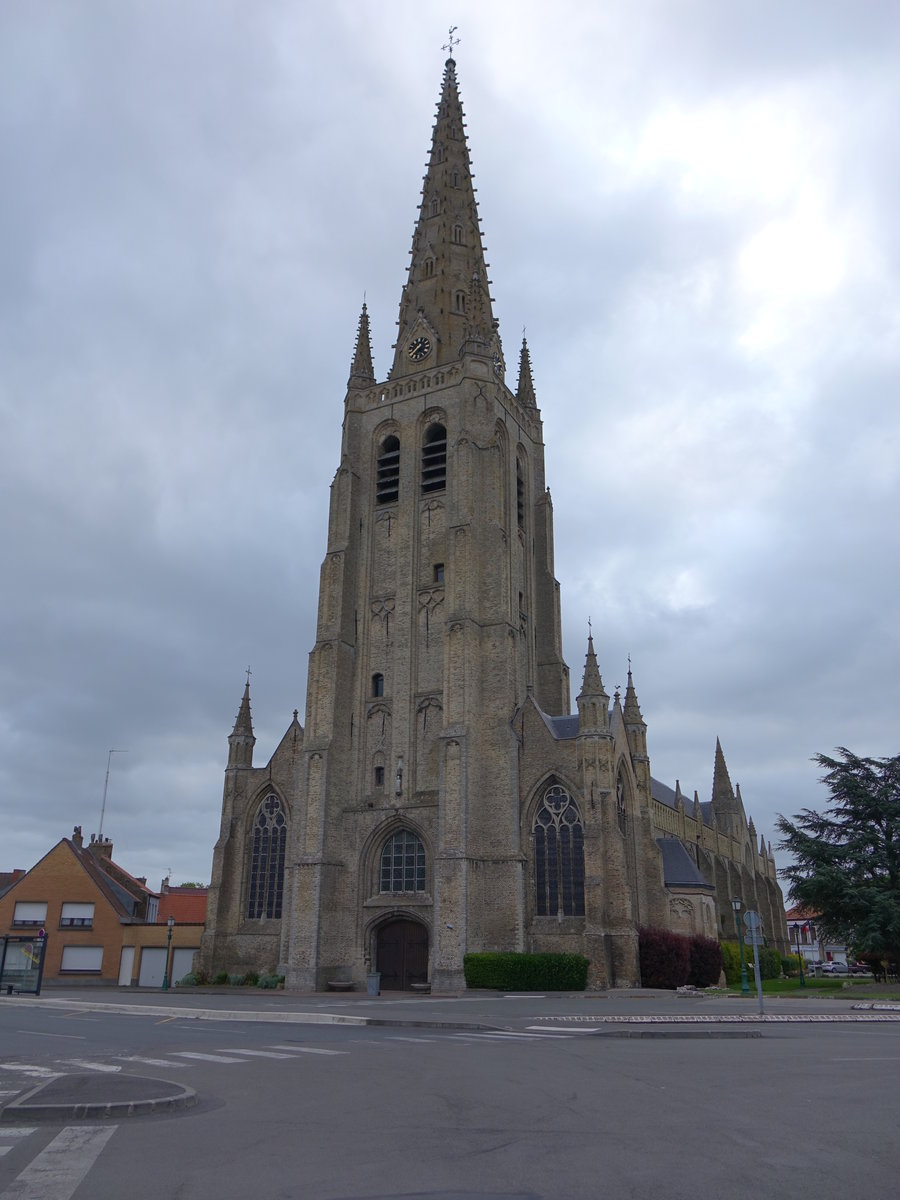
top-left (348, 301), bottom-right (375, 389)
top-left (516, 337), bottom-right (537, 407)
top-left (391, 56), bottom-right (497, 377)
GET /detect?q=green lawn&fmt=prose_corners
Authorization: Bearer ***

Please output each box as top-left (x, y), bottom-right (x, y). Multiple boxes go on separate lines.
top-left (726, 976), bottom-right (879, 996)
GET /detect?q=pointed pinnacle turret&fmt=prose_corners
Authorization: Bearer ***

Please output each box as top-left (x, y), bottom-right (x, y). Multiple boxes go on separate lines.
top-left (623, 661), bottom-right (644, 725)
top-left (228, 676), bottom-right (256, 769)
top-left (712, 738), bottom-right (735, 804)
top-left (576, 631), bottom-right (610, 734)
top-left (516, 337), bottom-right (537, 408)
top-left (348, 301), bottom-right (375, 388)
top-left (392, 57), bottom-right (497, 377)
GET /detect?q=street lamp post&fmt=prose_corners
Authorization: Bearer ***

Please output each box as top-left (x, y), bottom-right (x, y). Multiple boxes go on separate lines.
top-left (732, 897), bottom-right (750, 995)
top-left (162, 914), bottom-right (175, 991)
top-left (791, 923), bottom-right (806, 988)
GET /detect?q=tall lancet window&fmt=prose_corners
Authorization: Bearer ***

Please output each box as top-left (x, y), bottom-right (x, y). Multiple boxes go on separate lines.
top-left (376, 435), bottom-right (400, 504)
top-left (421, 423), bottom-right (447, 494)
top-left (247, 793), bottom-right (287, 919)
top-left (533, 785), bottom-right (585, 917)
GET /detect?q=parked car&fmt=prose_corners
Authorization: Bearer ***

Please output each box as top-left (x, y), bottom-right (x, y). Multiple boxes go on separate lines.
top-left (820, 961), bottom-right (849, 974)
top-left (850, 962), bottom-right (873, 976)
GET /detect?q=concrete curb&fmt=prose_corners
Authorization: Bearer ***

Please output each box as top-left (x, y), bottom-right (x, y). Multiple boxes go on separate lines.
top-left (1, 1074), bottom-right (198, 1123)
top-left (533, 1012), bottom-right (900, 1024)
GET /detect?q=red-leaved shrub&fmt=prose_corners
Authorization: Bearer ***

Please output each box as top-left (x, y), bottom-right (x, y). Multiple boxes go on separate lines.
top-left (638, 926), bottom-right (691, 989)
top-left (688, 934), bottom-right (723, 987)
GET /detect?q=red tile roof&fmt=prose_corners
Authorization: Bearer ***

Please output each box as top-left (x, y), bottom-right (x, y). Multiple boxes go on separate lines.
top-left (158, 888), bottom-right (207, 924)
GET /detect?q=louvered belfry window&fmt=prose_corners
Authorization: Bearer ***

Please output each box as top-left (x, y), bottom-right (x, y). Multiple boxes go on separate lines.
top-left (533, 786), bottom-right (585, 917)
top-left (421, 424), bottom-right (447, 494)
top-left (376, 435), bottom-right (400, 504)
top-left (247, 793), bottom-right (287, 919)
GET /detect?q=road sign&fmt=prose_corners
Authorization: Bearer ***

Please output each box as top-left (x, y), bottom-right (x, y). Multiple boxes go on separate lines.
top-left (745, 931), bottom-right (766, 946)
top-left (744, 910), bottom-right (762, 929)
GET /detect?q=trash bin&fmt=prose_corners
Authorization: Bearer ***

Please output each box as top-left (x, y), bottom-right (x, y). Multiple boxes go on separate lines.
top-left (366, 972), bottom-right (381, 997)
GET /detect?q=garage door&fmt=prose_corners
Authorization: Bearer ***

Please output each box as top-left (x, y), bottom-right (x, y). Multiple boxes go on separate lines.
top-left (138, 947), bottom-right (166, 987)
top-left (171, 948), bottom-right (198, 983)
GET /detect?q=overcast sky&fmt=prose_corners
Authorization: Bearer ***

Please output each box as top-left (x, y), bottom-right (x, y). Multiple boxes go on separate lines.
top-left (2, 1), bottom-right (897, 893)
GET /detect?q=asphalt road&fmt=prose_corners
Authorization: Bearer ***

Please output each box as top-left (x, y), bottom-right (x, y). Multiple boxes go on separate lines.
top-left (1, 992), bottom-right (898, 1199)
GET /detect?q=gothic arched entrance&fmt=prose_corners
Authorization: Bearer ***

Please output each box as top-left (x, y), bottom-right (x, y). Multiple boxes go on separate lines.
top-left (376, 919), bottom-right (428, 990)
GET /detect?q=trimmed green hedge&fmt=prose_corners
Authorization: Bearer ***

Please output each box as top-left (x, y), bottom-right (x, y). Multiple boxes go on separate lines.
top-left (464, 952), bottom-right (589, 991)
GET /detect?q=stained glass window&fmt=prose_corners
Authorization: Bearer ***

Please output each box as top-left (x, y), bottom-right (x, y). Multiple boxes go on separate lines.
top-left (380, 830), bottom-right (426, 893)
top-left (534, 786), bottom-right (585, 917)
top-left (247, 793), bottom-right (287, 919)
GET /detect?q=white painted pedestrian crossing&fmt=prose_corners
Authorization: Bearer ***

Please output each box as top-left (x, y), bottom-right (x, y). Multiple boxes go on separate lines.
top-left (64, 1059), bottom-right (121, 1073)
top-left (0, 1124), bottom-right (116, 1200)
top-left (0, 1130), bottom-right (37, 1139)
top-left (114, 1055), bottom-right (187, 1068)
top-left (218, 1048), bottom-right (295, 1059)
top-left (277, 1045), bottom-right (348, 1056)
top-left (0, 1064), bottom-right (61, 1079)
top-left (171, 1051), bottom-right (249, 1063)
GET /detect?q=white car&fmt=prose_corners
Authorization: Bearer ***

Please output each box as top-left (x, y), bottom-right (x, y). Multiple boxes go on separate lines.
top-left (820, 961), bottom-right (849, 974)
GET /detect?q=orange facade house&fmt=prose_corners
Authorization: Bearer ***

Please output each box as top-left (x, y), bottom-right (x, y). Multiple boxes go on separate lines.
top-left (0, 828), bottom-right (206, 987)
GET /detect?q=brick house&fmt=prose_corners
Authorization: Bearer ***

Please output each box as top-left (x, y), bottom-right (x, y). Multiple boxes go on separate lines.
top-left (0, 828), bottom-right (206, 987)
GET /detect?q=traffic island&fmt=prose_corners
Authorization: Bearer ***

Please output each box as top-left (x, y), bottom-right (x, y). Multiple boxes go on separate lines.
top-left (1, 1073), bottom-right (197, 1122)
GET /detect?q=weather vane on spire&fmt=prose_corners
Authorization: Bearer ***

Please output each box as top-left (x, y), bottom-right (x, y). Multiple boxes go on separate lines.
top-left (443, 25), bottom-right (460, 58)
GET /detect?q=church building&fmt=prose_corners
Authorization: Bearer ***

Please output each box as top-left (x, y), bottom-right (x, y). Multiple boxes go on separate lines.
top-left (199, 56), bottom-right (787, 992)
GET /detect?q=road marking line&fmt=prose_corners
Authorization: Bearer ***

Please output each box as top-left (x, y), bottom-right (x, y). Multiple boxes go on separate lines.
top-left (0, 1148), bottom-right (12, 1157)
top-left (16, 1032), bottom-right (86, 1041)
top-left (385, 1036), bottom-right (435, 1043)
top-left (63, 1060), bottom-right (121, 1073)
top-left (0, 1131), bottom-right (37, 1139)
top-left (526, 1025), bottom-right (595, 1033)
top-left (114, 1056), bottom-right (187, 1068)
top-left (0, 1124), bottom-right (117, 1200)
top-left (172, 1052), bottom-right (248, 1063)
top-left (217, 1049), bottom-right (295, 1059)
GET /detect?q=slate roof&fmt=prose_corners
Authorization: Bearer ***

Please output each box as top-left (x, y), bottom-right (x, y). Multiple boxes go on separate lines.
top-left (655, 837), bottom-right (715, 890)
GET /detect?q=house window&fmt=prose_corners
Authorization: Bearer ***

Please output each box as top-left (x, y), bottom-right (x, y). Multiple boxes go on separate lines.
top-left (533, 785), bottom-right (585, 917)
top-left (13, 902), bottom-right (47, 927)
top-left (376, 435), bottom-right (400, 504)
top-left (421, 423), bottom-right (447, 494)
top-left (372, 672), bottom-right (384, 697)
top-left (247, 793), bottom-right (287, 919)
top-left (60, 902), bottom-right (95, 928)
top-left (60, 946), bottom-right (103, 973)
top-left (380, 830), bottom-right (426, 893)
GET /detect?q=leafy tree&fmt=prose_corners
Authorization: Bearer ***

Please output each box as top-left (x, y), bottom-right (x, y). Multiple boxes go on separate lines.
top-left (776, 749), bottom-right (900, 964)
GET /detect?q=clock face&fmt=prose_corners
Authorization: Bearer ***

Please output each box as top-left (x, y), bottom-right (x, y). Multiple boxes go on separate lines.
top-left (408, 335), bottom-right (432, 362)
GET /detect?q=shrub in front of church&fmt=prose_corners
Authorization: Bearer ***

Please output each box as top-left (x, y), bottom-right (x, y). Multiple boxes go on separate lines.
top-left (721, 941), bottom-right (782, 984)
top-left (687, 935), bottom-right (723, 987)
top-left (638, 927), bottom-right (691, 988)
top-left (463, 952), bottom-right (589, 991)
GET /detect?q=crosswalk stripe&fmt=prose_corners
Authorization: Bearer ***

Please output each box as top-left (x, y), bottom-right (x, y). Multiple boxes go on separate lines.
top-left (114, 1056), bottom-right (186, 1069)
top-left (172, 1052), bottom-right (249, 1063)
top-left (0, 1065), bottom-right (62, 1078)
top-left (385, 1036), bottom-right (435, 1043)
top-left (0, 1148), bottom-right (13, 1157)
top-left (277, 1046), bottom-right (347, 1056)
top-left (217, 1049), bottom-right (295, 1059)
top-left (0, 1124), bottom-right (117, 1200)
top-left (0, 1130), bottom-right (37, 1139)
top-left (64, 1059), bottom-right (121, 1073)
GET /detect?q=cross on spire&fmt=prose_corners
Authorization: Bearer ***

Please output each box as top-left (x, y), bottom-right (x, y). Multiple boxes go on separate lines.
top-left (245, 665), bottom-right (252, 685)
top-left (442, 25), bottom-right (460, 58)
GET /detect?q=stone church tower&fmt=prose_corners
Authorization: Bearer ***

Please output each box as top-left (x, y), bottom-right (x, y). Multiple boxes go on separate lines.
top-left (199, 57), bottom-right (787, 991)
